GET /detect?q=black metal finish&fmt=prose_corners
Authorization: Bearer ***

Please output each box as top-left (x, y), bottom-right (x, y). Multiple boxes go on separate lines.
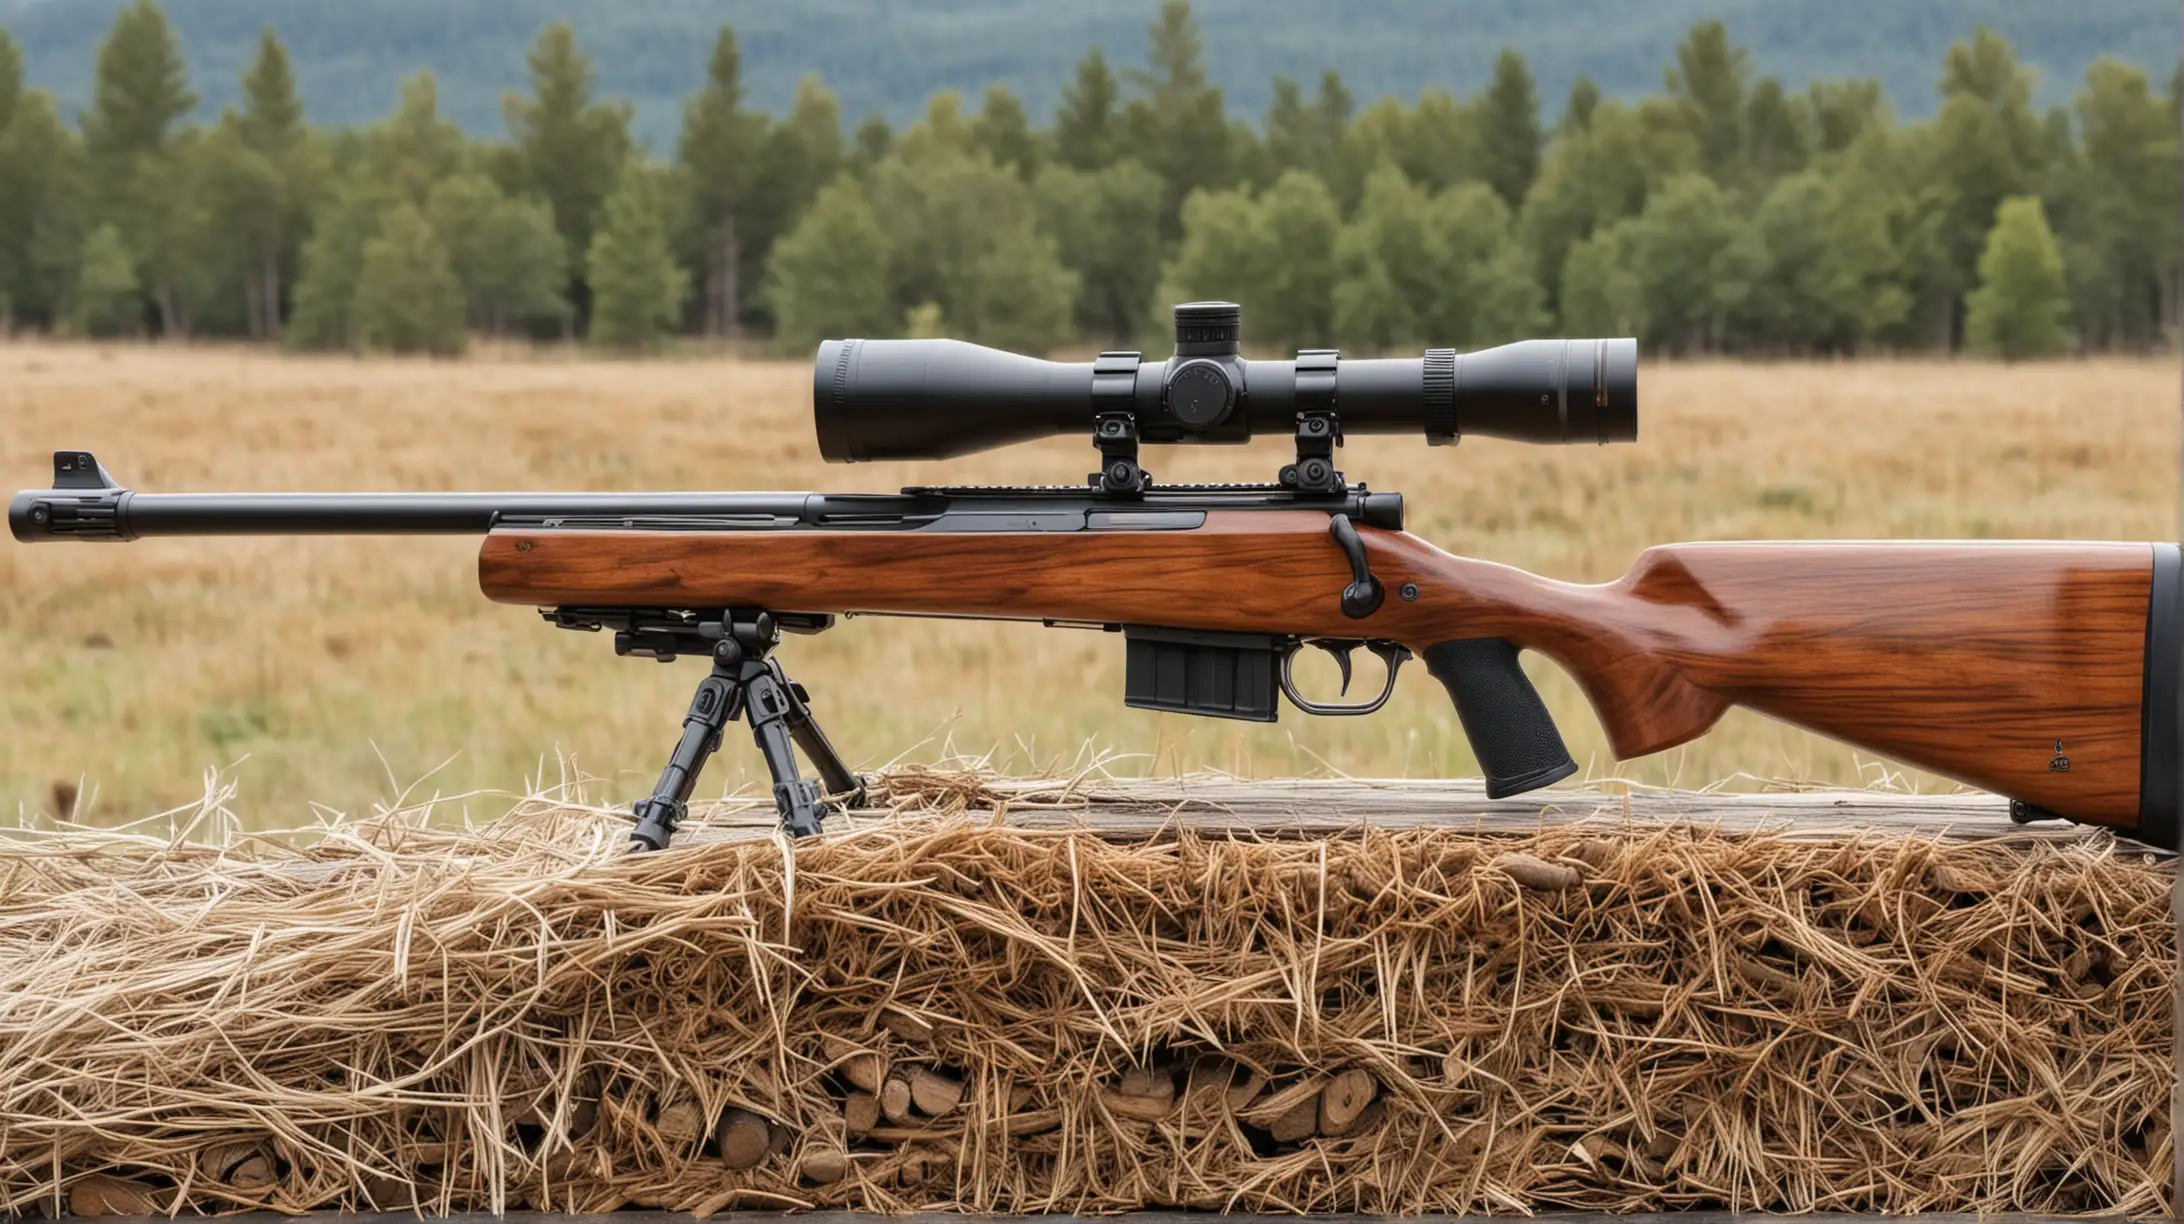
top-left (2135, 541), bottom-right (2179, 849)
top-left (552, 608), bottom-right (858, 850)
top-left (12, 454), bottom-right (1407, 544)
top-left (1123, 626), bottom-right (1283, 722)
top-left (1328, 513), bottom-right (1384, 619)
top-left (813, 302), bottom-right (1637, 466)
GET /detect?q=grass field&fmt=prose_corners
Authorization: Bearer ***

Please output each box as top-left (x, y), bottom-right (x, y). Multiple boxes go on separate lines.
top-left (2, 342), bottom-right (2176, 825)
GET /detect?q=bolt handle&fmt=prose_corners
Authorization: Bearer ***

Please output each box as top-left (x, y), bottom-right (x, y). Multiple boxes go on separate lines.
top-left (1329, 513), bottom-right (1384, 619)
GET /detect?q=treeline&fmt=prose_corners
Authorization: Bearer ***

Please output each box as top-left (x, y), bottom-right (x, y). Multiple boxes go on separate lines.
top-left (0, 0), bottom-right (2174, 358)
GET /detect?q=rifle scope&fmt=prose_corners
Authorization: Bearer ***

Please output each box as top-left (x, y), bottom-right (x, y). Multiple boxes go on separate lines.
top-left (814, 302), bottom-right (1637, 463)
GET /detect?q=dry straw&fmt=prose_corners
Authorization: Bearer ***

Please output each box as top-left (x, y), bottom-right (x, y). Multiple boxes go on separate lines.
top-left (0, 770), bottom-right (2171, 1216)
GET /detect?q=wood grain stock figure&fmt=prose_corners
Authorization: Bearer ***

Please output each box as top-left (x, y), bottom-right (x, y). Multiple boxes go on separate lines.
top-left (480, 514), bottom-right (2171, 831)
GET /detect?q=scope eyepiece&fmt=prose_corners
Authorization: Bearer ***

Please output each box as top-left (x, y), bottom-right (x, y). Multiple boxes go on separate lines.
top-left (813, 302), bottom-right (1636, 464)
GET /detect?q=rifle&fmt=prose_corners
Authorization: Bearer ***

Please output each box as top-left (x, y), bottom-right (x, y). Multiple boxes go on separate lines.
top-left (12, 303), bottom-right (2178, 851)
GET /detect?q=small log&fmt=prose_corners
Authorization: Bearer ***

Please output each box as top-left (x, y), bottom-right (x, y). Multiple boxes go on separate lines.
top-left (1492, 851), bottom-right (1582, 891)
top-left (1318, 1069), bottom-right (1377, 1132)
top-left (1224, 1066), bottom-right (1269, 1112)
top-left (798, 1146), bottom-right (848, 1185)
top-left (1006, 1082), bottom-right (1036, 1112)
top-left (1101, 1088), bottom-right (1176, 1121)
top-left (1005, 1107), bottom-right (1061, 1136)
top-left (716, 1107), bottom-right (774, 1170)
top-left (656, 1099), bottom-right (705, 1145)
top-left (844, 1090), bottom-right (882, 1135)
top-left (880, 1005), bottom-right (935, 1043)
top-left (1116, 1066), bottom-right (1175, 1107)
top-left (69, 1175), bottom-right (160, 1217)
top-left (1268, 1095), bottom-right (1319, 1142)
top-left (1322, 1095), bottom-right (1385, 1139)
top-left (821, 1034), bottom-right (885, 1093)
top-left (909, 1066), bottom-right (964, 1115)
top-left (199, 1141), bottom-right (273, 1187)
top-left (880, 1075), bottom-right (915, 1124)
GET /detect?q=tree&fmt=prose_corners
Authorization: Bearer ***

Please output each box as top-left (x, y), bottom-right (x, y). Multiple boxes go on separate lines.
top-left (0, 92), bottom-right (86, 330)
top-left (1519, 101), bottom-right (1697, 323)
top-left (82, 0), bottom-right (194, 163)
top-left (72, 224), bottom-right (138, 336)
top-left (1743, 77), bottom-right (1807, 184)
top-left (1665, 19), bottom-right (1749, 186)
top-left (288, 170), bottom-right (391, 349)
top-left (197, 117), bottom-right (285, 337)
top-left (2057, 59), bottom-right (2178, 348)
top-left (871, 144), bottom-right (1077, 350)
top-left (1743, 166), bottom-right (1909, 351)
top-left (740, 75), bottom-right (844, 331)
top-left (1922, 27), bottom-right (2045, 347)
top-left (586, 170), bottom-right (689, 350)
top-left (1559, 76), bottom-right (1600, 134)
top-left (377, 72), bottom-right (466, 205)
top-left (1965, 195), bottom-right (2070, 358)
top-left (1263, 70), bottom-right (1350, 185)
top-left (1477, 48), bottom-right (1541, 209)
top-left (1122, 0), bottom-right (1236, 237)
top-left (503, 24), bottom-right (634, 286)
top-left (971, 85), bottom-right (1040, 179)
top-left (851, 112), bottom-right (893, 170)
top-left (1161, 171), bottom-right (1339, 352)
top-left (1558, 222), bottom-right (1642, 337)
top-left (0, 28), bottom-right (22, 137)
top-left (1807, 79), bottom-right (1885, 155)
top-left (765, 177), bottom-right (895, 350)
top-left (1335, 166), bottom-right (1542, 351)
top-left (228, 29), bottom-right (313, 339)
top-left (1618, 172), bottom-right (1762, 351)
top-left (353, 201), bottom-right (466, 355)
top-left (1052, 48), bottom-right (1119, 172)
top-left (676, 26), bottom-right (763, 338)
top-left (425, 173), bottom-right (567, 333)
top-left (1035, 158), bottom-right (1164, 344)
top-left (238, 29), bottom-right (301, 154)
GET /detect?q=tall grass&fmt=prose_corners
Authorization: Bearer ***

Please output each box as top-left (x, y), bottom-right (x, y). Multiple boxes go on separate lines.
top-left (2, 342), bottom-right (2174, 824)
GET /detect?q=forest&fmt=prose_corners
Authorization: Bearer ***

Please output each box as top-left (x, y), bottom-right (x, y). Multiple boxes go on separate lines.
top-left (0, 0), bottom-right (2173, 359)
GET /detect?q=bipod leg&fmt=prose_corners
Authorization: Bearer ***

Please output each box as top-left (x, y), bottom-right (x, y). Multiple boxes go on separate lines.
top-left (781, 678), bottom-right (866, 809)
top-left (741, 659), bottom-right (827, 838)
top-left (629, 638), bottom-right (745, 853)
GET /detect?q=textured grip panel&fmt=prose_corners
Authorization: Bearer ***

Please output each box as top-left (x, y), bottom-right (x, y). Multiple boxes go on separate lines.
top-left (1422, 637), bottom-right (1578, 799)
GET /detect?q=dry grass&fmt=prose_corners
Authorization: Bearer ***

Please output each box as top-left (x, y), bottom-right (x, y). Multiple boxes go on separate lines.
top-left (0, 772), bottom-right (2168, 1216)
top-left (2, 341), bottom-right (2176, 824)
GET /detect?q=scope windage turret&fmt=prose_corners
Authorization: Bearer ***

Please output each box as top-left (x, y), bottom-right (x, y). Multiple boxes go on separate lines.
top-left (813, 302), bottom-right (1637, 463)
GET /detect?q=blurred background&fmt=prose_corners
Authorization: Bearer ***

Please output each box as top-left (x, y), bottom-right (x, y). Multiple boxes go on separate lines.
top-left (0, 0), bottom-right (2177, 825)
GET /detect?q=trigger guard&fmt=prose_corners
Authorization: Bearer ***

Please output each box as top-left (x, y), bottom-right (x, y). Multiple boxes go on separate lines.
top-left (1280, 640), bottom-right (1412, 716)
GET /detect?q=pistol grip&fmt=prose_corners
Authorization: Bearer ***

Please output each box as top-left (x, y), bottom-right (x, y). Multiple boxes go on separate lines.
top-left (1422, 637), bottom-right (1578, 799)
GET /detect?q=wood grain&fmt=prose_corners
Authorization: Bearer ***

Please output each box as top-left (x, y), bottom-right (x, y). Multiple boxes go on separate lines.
top-left (478, 515), bottom-right (2158, 829)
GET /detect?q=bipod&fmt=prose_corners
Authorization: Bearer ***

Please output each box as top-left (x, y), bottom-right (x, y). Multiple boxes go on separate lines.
top-left (624, 609), bottom-right (864, 852)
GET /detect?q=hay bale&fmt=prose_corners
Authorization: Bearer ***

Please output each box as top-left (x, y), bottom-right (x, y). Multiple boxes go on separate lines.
top-left (0, 781), bottom-right (2169, 1216)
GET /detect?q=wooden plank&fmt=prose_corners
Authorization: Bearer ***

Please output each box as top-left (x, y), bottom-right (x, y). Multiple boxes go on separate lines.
top-left (683, 774), bottom-right (2163, 849)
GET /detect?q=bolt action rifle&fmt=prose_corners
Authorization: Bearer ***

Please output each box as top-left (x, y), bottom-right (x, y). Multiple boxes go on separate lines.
top-left (12, 303), bottom-right (2179, 851)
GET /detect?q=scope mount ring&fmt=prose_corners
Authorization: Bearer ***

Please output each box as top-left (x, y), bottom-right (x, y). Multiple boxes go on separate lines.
top-left (1279, 638), bottom-right (1410, 716)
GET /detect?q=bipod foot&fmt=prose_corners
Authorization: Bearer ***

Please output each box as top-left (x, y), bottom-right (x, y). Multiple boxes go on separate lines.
top-left (627, 610), bottom-right (861, 852)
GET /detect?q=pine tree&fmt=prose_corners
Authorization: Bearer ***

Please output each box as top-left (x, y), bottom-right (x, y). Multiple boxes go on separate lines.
top-left (2061, 59), bottom-right (2178, 348)
top-left (1665, 20), bottom-right (1749, 185)
top-left (972, 85), bottom-right (1040, 180)
top-left (1559, 76), bottom-right (1600, 133)
top-left (82, 0), bottom-right (195, 162)
top-left (676, 26), bottom-right (762, 338)
top-left (1122, 0), bottom-right (1235, 238)
top-left (503, 24), bottom-right (634, 277)
top-left (1926, 27), bottom-right (2045, 347)
top-left (238, 29), bottom-right (301, 154)
top-left (1966, 195), bottom-right (2070, 358)
top-left (353, 201), bottom-right (466, 355)
top-left (198, 117), bottom-right (284, 337)
top-left (378, 72), bottom-right (466, 205)
top-left (1743, 77), bottom-right (1807, 184)
top-left (586, 170), bottom-right (689, 351)
top-left (764, 177), bottom-right (895, 350)
top-left (740, 74), bottom-right (843, 330)
top-left (1477, 48), bottom-right (1541, 209)
top-left (72, 223), bottom-right (139, 336)
top-left (1052, 48), bottom-right (1119, 171)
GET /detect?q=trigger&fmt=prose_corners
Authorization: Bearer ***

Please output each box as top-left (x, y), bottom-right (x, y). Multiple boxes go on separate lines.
top-left (1310, 639), bottom-right (1358, 695)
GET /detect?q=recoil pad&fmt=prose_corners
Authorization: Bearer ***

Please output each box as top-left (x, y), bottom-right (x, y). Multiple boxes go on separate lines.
top-left (1422, 637), bottom-right (1579, 799)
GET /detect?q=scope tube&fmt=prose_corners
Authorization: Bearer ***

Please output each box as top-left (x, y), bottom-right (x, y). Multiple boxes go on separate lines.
top-left (814, 332), bottom-right (1636, 463)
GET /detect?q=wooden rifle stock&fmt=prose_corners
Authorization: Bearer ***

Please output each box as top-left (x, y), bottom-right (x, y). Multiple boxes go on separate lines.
top-left (479, 513), bottom-right (2180, 844)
